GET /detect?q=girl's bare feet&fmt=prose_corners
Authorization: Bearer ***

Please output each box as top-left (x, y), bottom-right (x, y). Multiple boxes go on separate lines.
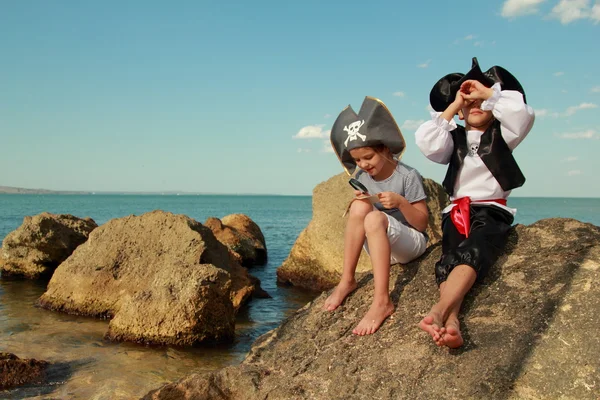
top-left (352, 300), bottom-right (394, 336)
top-left (323, 280), bottom-right (358, 311)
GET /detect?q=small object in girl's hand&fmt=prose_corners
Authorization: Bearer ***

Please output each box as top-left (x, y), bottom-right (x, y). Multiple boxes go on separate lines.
top-left (349, 178), bottom-right (368, 194)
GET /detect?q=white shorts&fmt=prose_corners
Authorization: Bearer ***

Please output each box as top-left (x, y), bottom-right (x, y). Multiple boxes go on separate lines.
top-left (363, 213), bottom-right (427, 265)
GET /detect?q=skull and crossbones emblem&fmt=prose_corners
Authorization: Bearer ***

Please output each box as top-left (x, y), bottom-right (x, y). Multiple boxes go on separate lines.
top-left (469, 143), bottom-right (479, 157)
top-left (343, 120), bottom-right (366, 147)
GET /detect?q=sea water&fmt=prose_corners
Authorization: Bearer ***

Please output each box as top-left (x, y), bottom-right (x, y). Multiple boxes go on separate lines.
top-left (0, 194), bottom-right (599, 399)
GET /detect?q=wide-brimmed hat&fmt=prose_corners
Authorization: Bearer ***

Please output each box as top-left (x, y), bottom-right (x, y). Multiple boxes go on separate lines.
top-left (429, 57), bottom-right (526, 112)
top-left (330, 96), bottom-right (405, 176)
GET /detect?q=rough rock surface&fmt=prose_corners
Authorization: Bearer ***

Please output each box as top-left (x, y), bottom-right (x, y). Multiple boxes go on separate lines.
top-left (0, 352), bottom-right (48, 390)
top-left (205, 214), bottom-right (267, 267)
top-left (0, 212), bottom-right (97, 279)
top-left (38, 210), bottom-right (257, 346)
top-left (144, 218), bottom-right (600, 400)
top-left (277, 173), bottom-right (448, 291)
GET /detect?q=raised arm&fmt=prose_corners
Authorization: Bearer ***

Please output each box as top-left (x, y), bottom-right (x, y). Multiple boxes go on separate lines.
top-left (481, 83), bottom-right (535, 150)
top-left (415, 113), bottom-right (456, 165)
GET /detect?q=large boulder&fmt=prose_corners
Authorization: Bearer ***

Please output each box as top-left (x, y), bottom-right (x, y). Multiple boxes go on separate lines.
top-left (0, 353), bottom-right (48, 390)
top-left (0, 212), bottom-right (97, 279)
top-left (144, 218), bottom-right (600, 400)
top-left (276, 173), bottom-right (448, 291)
top-left (38, 210), bottom-right (258, 346)
top-left (205, 214), bottom-right (267, 267)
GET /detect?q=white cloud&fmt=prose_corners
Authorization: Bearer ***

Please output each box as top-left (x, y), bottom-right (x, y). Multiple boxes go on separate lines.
top-left (564, 102), bottom-right (598, 116)
top-left (474, 41), bottom-right (485, 47)
top-left (426, 104), bottom-right (434, 112)
top-left (464, 34), bottom-right (475, 40)
top-left (567, 169), bottom-right (582, 176)
top-left (293, 125), bottom-right (330, 139)
top-left (561, 156), bottom-right (579, 162)
top-left (297, 148), bottom-right (311, 153)
top-left (549, 0), bottom-right (590, 24)
top-left (557, 129), bottom-right (597, 139)
top-left (323, 114), bottom-right (331, 119)
top-left (393, 91), bottom-right (406, 97)
top-left (591, 86), bottom-right (600, 93)
top-left (401, 119), bottom-right (425, 131)
top-left (417, 60), bottom-right (431, 69)
top-left (322, 140), bottom-right (334, 153)
top-left (591, 3), bottom-right (600, 22)
top-left (501, 0), bottom-right (546, 17)
top-left (535, 108), bottom-right (549, 117)
top-left (553, 71), bottom-right (565, 76)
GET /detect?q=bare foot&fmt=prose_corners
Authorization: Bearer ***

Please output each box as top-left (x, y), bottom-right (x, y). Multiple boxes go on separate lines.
top-left (440, 317), bottom-right (463, 348)
top-left (419, 307), bottom-right (444, 346)
top-left (352, 301), bottom-right (394, 336)
top-left (323, 280), bottom-right (358, 311)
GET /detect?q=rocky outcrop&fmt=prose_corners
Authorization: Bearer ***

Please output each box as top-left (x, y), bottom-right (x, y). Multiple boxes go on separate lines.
top-left (0, 212), bottom-right (97, 279)
top-left (0, 353), bottom-right (48, 390)
top-left (38, 210), bottom-right (258, 346)
top-left (205, 214), bottom-right (267, 267)
top-left (144, 218), bottom-right (600, 400)
top-left (276, 173), bottom-right (448, 291)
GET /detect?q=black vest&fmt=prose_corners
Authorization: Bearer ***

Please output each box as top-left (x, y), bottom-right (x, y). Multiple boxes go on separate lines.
top-left (442, 119), bottom-right (525, 196)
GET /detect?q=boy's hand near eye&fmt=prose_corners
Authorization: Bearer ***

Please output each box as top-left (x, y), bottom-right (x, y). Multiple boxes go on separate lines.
top-left (460, 80), bottom-right (494, 101)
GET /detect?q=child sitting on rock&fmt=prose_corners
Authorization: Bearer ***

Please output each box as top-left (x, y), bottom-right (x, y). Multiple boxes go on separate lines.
top-left (415, 58), bottom-right (535, 348)
top-left (325, 96), bottom-right (429, 336)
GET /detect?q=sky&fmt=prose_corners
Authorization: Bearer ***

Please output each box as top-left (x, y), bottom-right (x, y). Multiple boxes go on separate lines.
top-left (1, 0), bottom-right (599, 197)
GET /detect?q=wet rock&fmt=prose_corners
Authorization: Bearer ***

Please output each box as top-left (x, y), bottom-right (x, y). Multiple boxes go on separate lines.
top-left (0, 352), bottom-right (49, 390)
top-left (276, 173), bottom-right (447, 291)
top-left (38, 210), bottom-right (258, 346)
top-left (144, 218), bottom-right (600, 400)
top-left (205, 214), bottom-right (267, 267)
top-left (0, 212), bottom-right (97, 279)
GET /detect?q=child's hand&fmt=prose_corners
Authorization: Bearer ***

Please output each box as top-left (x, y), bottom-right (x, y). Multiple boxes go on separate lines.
top-left (459, 80), bottom-right (494, 101)
top-left (451, 89), bottom-right (467, 108)
top-left (377, 192), bottom-right (404, 209)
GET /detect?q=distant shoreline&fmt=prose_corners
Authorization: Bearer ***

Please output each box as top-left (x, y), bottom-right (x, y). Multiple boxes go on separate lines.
top-left (0, 186), bottom-right (306, 196)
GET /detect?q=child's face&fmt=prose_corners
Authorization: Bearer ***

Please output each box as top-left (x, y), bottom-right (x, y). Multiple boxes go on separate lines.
top-left (460, 98), bottom-right (494, 130)
top-left (349, 147), bottom-right (388, 177)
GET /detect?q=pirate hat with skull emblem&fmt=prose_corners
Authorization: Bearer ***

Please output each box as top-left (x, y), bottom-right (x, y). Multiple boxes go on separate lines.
top-left (429, 57), bottom-right (527, 112)
top-left (330, 96), bottom-right (405, 175)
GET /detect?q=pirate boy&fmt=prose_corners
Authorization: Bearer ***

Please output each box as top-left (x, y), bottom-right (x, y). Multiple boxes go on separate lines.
top-left (415, 58), bottom-right (535, 348)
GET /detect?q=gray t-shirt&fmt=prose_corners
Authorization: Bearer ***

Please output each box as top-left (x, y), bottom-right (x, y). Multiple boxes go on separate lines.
top-left (356, 162), bottom-right (427, 229)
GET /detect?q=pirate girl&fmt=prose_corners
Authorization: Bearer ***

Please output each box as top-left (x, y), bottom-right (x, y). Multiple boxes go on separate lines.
top-left (415, 58), bottom-right (535, 348)
top-left (325, 96), bottom-right (429, 336)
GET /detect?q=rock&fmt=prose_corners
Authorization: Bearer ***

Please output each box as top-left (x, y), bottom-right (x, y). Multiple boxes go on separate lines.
top-left (144, 218), bottom-right (600, 400)
top-left (205, 214), bottom-right (267, 267)
top-left (38, 210), bottom-right (258, 346)
top-left (276, 173), bottom-right (448, 291)
top-left (0, 352), bottom-right (49, 390)
top-left (0, 212), bottom-right (97, 279)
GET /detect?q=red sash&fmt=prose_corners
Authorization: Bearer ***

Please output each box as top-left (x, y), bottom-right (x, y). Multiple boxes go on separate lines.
top-left (450, 197), bottom-right (507, 237)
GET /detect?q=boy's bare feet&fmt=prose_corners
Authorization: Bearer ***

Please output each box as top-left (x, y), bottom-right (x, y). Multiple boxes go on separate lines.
top-left (419, 307), bottom-right (444, 346)
top-left (352, 300), bottom-right (394, 336)
top-left (440, 317), bottom-right (463, 348)
top-left (323, 280), bottom-right (358, 311)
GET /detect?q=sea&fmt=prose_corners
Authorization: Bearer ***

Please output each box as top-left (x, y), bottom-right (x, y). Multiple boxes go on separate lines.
top-left (1, 194), bottom-right (599, 399)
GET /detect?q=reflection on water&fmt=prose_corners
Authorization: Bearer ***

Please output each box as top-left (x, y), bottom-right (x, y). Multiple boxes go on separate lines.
top-left (0, 276), bottom-right (317, 399)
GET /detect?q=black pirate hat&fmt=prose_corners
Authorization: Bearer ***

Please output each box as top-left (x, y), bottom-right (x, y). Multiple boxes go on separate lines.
top-left (330, 96), bottom-right (405, 175)
top-left (429, 57), bottom-right (526, 112)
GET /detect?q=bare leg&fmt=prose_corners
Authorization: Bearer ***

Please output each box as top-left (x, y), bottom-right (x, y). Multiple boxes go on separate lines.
top-left (324, 199), bottom-right (371, 311)
top-left (419, 264), bottom-right (475, 347)
top-left (352, 211), bottom-right (394, 335)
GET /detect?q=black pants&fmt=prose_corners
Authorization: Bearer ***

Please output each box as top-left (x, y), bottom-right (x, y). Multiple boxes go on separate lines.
top-left (435, 205), bottom-right (514, 286)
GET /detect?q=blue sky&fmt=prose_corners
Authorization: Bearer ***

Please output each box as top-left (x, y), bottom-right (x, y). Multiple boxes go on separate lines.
top-left (1, 0), bottom-right (599, 196)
